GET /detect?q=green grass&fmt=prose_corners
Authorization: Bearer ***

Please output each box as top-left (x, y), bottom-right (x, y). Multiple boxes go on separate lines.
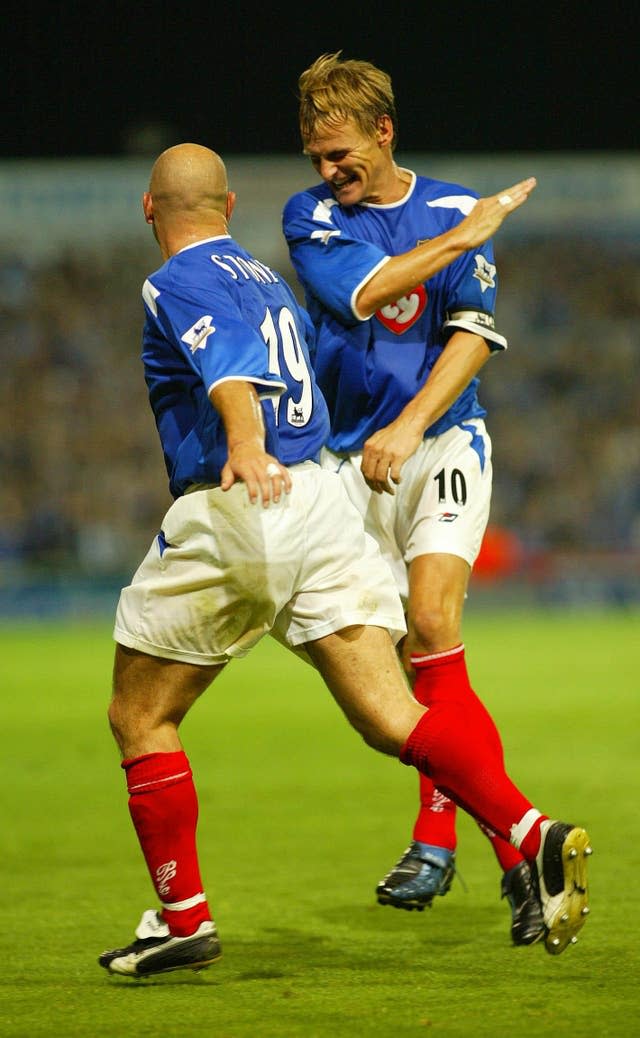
top-left (1, 609), bottom-right (639, 1037)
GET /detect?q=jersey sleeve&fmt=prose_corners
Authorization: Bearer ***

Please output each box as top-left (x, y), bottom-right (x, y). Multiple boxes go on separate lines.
top-left (439, 241), bottom-right (507, 353)
top-left (142, 276), bottom-right (287, 398)
top-left (419, 190), bottom-right (507, 352)
top-left (282, 190), bottom-right (390, 325)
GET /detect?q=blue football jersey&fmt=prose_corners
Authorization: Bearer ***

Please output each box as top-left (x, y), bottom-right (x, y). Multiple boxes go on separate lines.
top-left (283, 171), bottom-right (507, 452)
top-left (142, 235), bottom-right (330, 497)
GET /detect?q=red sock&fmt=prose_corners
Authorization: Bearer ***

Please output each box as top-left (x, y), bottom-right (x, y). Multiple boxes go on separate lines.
top-left (400, 657), bottom-right (535, 842)
top-left (123, 751), bottom-right (212, 936)
top-left (410, 658), bottom-right (457, 849)
top-left (409, 644), bottom-right (531, 856)
top-left (412, 644), bottom-right (504, 759)
top-left (411, 778), bottom-right (456, 849)
top-left (412, 645), bottom-right (469, 707)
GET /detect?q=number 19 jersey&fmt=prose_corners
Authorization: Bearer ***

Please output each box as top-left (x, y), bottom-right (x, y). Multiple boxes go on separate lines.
top-left (141, 235), bottom-right (330, 497)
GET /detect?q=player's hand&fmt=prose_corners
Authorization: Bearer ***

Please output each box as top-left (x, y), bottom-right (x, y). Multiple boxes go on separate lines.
top-left (362, 420), bottom-right (423, 495)
top-left (221, 444), bottom-right (292, 506)
top-left (458, 176), bottom-right (537, 248)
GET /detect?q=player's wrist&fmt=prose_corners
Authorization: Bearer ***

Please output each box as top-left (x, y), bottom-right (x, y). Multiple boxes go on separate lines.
top-left (441, 223), bottom-right (473, 255)
top-left (228, 434), bottom-right (264, 451)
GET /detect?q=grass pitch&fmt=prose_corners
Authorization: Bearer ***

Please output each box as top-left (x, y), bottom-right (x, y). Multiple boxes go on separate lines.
top-left (1, 608), bottom-right (638, 1037)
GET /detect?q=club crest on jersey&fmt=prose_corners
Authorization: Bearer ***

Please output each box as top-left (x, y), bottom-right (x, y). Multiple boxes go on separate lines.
top-left (181, 315), bottom-right (216, 353)
top-left (472, 255), bottom-right (497, 293)
top-left (375, 284), bottom-right (427, 334)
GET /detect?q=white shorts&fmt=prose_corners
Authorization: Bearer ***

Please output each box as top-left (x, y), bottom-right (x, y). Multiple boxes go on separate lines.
top-left (322, 420), bottom-right (492, 607)
top-left (114, 461), bottom-right (406, 666)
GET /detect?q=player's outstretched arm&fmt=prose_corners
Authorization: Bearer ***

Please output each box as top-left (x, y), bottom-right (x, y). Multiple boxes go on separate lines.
top-left (355, 177), bottom-right (537, 319)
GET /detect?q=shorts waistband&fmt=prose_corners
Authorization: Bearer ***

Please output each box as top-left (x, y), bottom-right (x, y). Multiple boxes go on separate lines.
top-left (184, 482), bottom-right (219, 494)
top-left (184, 460), bottom-right (319, 496)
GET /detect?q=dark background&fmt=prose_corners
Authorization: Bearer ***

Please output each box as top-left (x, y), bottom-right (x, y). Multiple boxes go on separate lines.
top-left (2, 3), bottom-right (636, 159)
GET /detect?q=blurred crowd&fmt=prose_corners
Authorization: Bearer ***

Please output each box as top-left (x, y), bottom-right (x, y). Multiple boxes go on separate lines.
top-left (1, 231), bottom-right (639, 588)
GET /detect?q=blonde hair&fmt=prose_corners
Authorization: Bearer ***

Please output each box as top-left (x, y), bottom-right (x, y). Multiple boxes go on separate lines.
top-left (298, 51), bottom-right (398, 149)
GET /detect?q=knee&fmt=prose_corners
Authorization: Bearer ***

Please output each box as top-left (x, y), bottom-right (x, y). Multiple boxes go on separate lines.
top-left (409, 601), bottom-right (460, 652)
top-left (354, 701), bottom-right (424, 759)
top-left (357, 724), bottom-right (402, 758)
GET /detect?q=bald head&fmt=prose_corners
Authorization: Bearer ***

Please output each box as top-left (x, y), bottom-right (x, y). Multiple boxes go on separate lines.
top-left (143, 143), bottom-right (235, 257)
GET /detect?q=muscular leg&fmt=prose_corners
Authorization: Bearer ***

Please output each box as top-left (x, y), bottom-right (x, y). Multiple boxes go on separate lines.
top-left (109, 644), bottom-right (224, 936)
top-left (305, 625), bottom-right (424, 756)
top-left (305, 623), bottom-right (537, 844)
top-left (405, 552), bottom-right (468, 662)
top-left (109, 643), bottom-right (223, 758)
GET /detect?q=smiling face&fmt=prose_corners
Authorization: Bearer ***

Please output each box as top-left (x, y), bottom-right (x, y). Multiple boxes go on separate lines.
top-left (303, 114), bottom-right (397, 207)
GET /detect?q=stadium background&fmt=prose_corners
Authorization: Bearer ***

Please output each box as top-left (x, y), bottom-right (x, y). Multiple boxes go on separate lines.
top-left (1, 5), bottom-right (638, 614)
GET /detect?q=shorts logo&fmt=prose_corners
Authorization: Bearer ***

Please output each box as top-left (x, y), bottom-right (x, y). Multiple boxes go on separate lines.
top-left (375, 284), bottom-right (427, 333)
top-left (156, 860), bottom-right (177, 895)
top-left (438, 512), bottom-right (459, 522)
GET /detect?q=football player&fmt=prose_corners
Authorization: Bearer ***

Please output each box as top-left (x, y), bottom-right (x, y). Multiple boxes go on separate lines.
top-left (283, 51), bottom-right (543, 944)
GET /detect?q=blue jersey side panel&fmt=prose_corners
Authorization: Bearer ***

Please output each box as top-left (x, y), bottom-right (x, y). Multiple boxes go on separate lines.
top-left (283, 174), bottom-right (502, 452)
top-left (142, 236), bottom-right (330, 497)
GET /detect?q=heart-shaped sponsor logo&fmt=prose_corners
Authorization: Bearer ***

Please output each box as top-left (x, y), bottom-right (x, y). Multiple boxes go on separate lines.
top-left (375, 284), bottom-right (427, 334)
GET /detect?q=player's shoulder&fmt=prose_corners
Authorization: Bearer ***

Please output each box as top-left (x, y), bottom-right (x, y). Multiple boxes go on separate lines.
top-left (414, 172), bottom-right (479, 203)
top-left (410, 173), bottom-right (480, 229)
top-left (283, 182), bottom-right (332, 219)
top-left (142, 239), bottom-right (232, 311)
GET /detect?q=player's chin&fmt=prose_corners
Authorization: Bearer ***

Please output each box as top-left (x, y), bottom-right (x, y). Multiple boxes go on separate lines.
top-left (331, 178), bottom-right (361, 205)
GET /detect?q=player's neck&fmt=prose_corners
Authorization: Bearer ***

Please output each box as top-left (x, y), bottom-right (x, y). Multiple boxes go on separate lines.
top-left (161, 217), bottom-right (230, 259)
top-left (366, 162), bottom-right (412, 206)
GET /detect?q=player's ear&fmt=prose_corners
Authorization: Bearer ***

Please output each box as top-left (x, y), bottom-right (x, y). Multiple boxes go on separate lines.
top-left (376, 115), bottom-right (394, 148)
top-left (142, 192), bottom-right (154, 224)
top-left (226, 190), bottom-right (237, 222)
